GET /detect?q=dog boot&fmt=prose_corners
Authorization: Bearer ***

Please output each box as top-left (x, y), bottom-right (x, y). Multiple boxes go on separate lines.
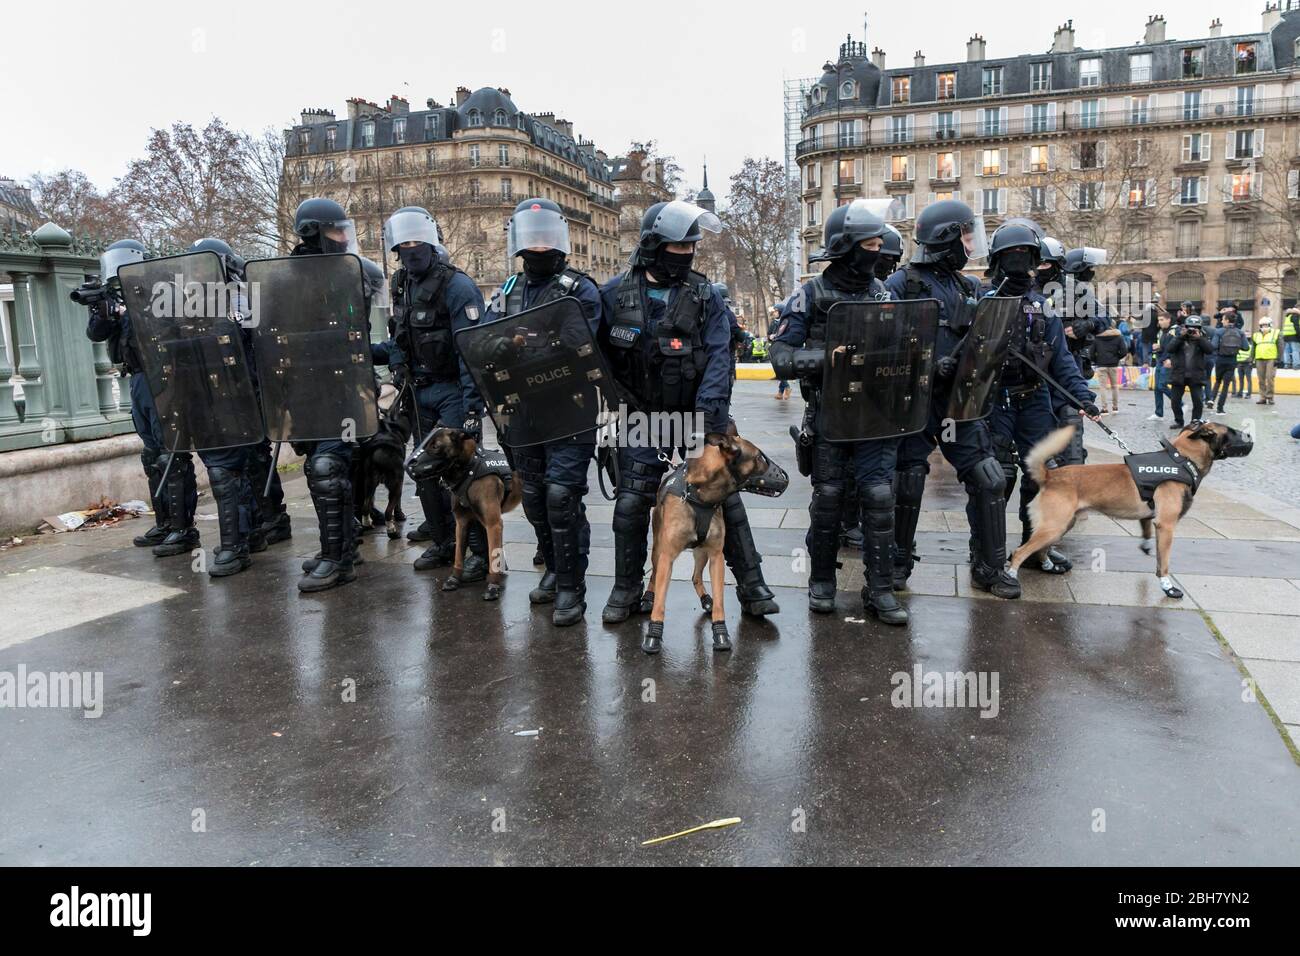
top-left (642, 621), bottom-right (664, 655)
top-left (711, 621), bottom-right (732, 652)
top-left (1022, 524), bottom-right (1071, 574)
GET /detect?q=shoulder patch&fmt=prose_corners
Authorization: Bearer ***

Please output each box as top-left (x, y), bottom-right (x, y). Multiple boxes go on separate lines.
top-left (465, 305), bottom-right (480, 323)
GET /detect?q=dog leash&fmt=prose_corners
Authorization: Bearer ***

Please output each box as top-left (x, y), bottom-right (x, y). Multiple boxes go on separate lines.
top-left (1006, 346), bottom-right (1135, 455)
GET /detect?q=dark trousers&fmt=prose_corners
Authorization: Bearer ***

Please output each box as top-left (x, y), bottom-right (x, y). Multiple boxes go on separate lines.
top-left (1169, 381), bottom-right (1204, 425)
top-left (989, 387), bottom-right (1056, 529)
top-left (1211, 360), bottom-right (1238, 410)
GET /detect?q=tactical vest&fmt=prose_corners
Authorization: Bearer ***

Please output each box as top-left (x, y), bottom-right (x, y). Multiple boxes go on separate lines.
top-left (493, 267), bottom-right (587, 317)
top-left (1002, 299), bottom-right (1050, 390)
top-left (444, 447), bottom-right (515, 509)
top-left (804, 275), bottom-right (879, 347)
top-left (1124, 440), bottom-right (1202, 509)
top-left (897, 264), bottom-right (975, 331)
top-left (659, 462), bottom-right (719, 548)
top-left (393, 263), bottom-right (461, 382)
top-left (606, 268), bottom-right (711, 412)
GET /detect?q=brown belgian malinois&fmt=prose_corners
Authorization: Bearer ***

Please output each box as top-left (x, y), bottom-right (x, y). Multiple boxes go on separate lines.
top-left (642, 430), bottom-right (789, 655)
top-left (407, 428), bottom-right (523, 601)
top-left (1010, 421), bottom-right (1252, 598)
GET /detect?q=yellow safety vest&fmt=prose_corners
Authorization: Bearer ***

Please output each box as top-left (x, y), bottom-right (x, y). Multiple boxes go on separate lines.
top-left (1283, 312), bottom-right (1300, 339)
top-left (1252, 329), bottom-right (1280, 361)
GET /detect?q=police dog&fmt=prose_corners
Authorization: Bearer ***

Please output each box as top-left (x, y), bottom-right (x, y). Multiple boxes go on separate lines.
top-left (407, 428), bottom-right (522, 601)
top-left (643, 431), bottom-right (788, 655)
top-left (1010, 421), bottom-right (1252, 598)
top-left (354, 384), bottom-right (410, 538)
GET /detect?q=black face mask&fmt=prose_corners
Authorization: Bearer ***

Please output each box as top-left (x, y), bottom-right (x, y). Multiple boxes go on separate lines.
top-left (874, 255), bottom-right (897, 280)
top-left (648, 247), bottom-right (694, 284)
top-left (938, 236), bottom-right (968, 272)
top-left (520, 249), bottom-right (566, 281)
top-left (996, 250), bottom-right (1036, 295)
top-left (845, 244), bottom-right (881, 279)
top-left (1037, 263), bottom-right (1061, 289)
top-left (398, 243), bottom-right (435, 276)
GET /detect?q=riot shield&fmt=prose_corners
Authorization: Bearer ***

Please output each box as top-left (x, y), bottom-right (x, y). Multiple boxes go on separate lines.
top-left (117, 251), bottom-right (264, 451)
top-left (244, 254), bottom-right (379, 443)
top-left (455, 297), bottom-right (612, 447)
top-left (819, 298), bottom-right (940, 442)
top-left (944, 296), bottom-right (1022, 422)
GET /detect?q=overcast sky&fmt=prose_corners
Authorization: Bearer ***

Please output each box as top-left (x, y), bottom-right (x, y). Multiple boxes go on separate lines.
top-left (2, 0), bottom-right (1261, 203)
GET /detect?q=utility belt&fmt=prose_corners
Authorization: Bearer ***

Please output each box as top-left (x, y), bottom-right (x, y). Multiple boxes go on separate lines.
top-left (412, 372), bottom-right (459, 388)
top-left (1002, 381), bottom-right (1043, 404)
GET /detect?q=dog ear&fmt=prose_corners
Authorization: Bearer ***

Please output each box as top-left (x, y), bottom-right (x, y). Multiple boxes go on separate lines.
top-left (706, 431), bottom-right (739, 459)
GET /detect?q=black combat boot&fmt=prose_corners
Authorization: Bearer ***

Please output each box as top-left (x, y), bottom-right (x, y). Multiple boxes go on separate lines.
top-left (413, 481), bottom-right (456, 570)
top-left (207, 466), bottom-right (252, 578)
top-left (548, 483), bottom-right (587, 627)
top-left (721, 493), bottom-right (779, 616)
top-left (298, 456), bottom-right (356, 592)
top-left (523, 479), bottom-right (556, 604)
top-left (152, 454), bottom-right (200, 558)
top-left (461, 522), bottom-right (489, 583)
top-left (892, 465), bottom-right (926, 590)
top-left (133, 447), bottom-right (169, 547)
top-left (602, 493), bottom-right (652, 623)
top-left (861, 485), bottom-right (908, 625)
top-left (966, 460), bottom-right (1021, 600)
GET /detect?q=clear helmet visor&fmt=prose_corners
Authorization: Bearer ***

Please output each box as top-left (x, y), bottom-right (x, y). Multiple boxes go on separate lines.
top-left (845, 197), bottom-right (893, 228)
top-left (1038, 236), bottom-right (1066, 266)
top-left (383, 209), bottom-right (440, 252)
top-left (507, 204), bottom-right (571, 257)
top-left (650, 200), bottom-right (722, 243)
top-left (318, 219), bottom-right (359, 255)
top-left (961, 215), bottom-right (990, 263)
top-left (1078, 246), bottom-right (1108, 267)
top-left (100, 247), bottom-right (145, 282)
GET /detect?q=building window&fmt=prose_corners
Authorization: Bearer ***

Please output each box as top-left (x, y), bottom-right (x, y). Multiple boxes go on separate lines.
top-left (805, 163), bottom-right (821, 189)
top-left (1028, 185), bottom-right (1051, 212)
top-left (1027, 145), bottom-right (1051, 173)
top-left (888, 115), bottom-right (913, 144)
top-left (980, 107), bottom-right (1004, 136)
top-left (1182, 133), bottom-right (1211, 163)
top-left (469, 178), bottom-right (481, 199)
top-left (494, 109), bottom-right (508, 126)
top-left (839, 158), bottom-right (863, 184)
top-left (1125, 179), bottom-right (1153, 208)
top-left (325, 127), bottom-right (337, 149)
top-left (1177, 176), bottom-right (1204, 206)
top-left (499, 144), bottom-right (510, 166)
top-left (981, 148), bottom-right (1003, 176)
top-left (933, 151), bottom-right (957, 180)
top-left (1029, 103), bottom-right (1053, 133)
top-left (1076, 182), bottom-right (1102, 211)
top-left (1129, 95), bottom-right (1150, 125)
top-left (323, 160), bottom-right (335, 180)
top-left (470, 144), bottom-right (481, 167)
top-left (361, 121), bottom-right (375, 147)
top-left (1228, 218), bottom-right (1253, 256)
top-left (425, 115), bottom-right (439, 138)
top-left (393, 118), bottom-right (406, 143)
top-left (1078, 141), bottom-right (1101, 170)
top-left (807, 200), bottom-right (821, 226)
top-left (1079, 99), bottom-right (1099, 129)
top-left (1182, 90), bottom-right (1202, 122)
top-left (839, 119), bottom-right (863, 147)
top-left (1235, 42), bottom-right (1258, 74)
top-left (1182, 47), bottom-right (1204, 78)
top-left (297, 163), bottom-right (310, 185)
top-left (937, 72), bottom-right (956, 100)
top-left (888, 155), bottom-right (911, 182)
top-left (1129, 53), bottom-right (1152, 83)
top-left (931, 190), bottom-right (954, 203)
top-left (982, 67), bottom-right (1003, 96)
top-left (501, 178), bottom-right (513, 201)
top-left (891, 76), bottom-right (910, 104)
top-left (1030, 62), bottom-right (1052, 92)
top-left (468, 109), bottom-right (483, 127)
top-left (886, 195), bottom-right (915, 222)
top-left (981, 188), bottom-right (1005, 215)
top-left (1235, 86), bottom-right (1256, 117)
top-left (1078, 57), bottom-right (1101, 87)
top-left (933, 111), bottom-right (956, 141)
top-left (1230, 129), bottom-right (1259, 160)
top-left (1176, 219), bottom-right (1200, 258)
top-left (298, 129), bottom-right (310, 150)
top-left (1228, 170), bottom-right (1257, 202)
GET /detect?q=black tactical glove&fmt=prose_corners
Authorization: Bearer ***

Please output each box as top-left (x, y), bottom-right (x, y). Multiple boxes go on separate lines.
top-left (391, 363), bottom-right (410, 387)
top-left (936, 356), bottom-right (958, 379)
top-left (1082, 402), bottom-right (1101, 418)
top-left (461, 415), bottom-right (482, 438)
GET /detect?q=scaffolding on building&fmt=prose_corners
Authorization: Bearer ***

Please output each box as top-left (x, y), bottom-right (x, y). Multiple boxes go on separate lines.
top-left (783, 75), bottom-right (816, 295)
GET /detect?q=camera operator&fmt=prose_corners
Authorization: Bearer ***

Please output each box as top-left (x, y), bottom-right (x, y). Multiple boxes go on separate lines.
top-left (1162, 315), bottom-right (1214, 428)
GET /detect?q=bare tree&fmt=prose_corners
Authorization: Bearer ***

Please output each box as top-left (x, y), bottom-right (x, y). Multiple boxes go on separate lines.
top-left (720, 157), bottom-right (797, 317)
top-left (627, 140), bottom-right (683, 197)
top-left (1246, 143), bottom-right (1299, 298)
top-left (28, 169), bottom-right (135, 241)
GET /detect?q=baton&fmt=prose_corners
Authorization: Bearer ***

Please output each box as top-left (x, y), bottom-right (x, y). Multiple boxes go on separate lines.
top-left (262, 441), bottom-right (282, 499)
top-left (154, 430), bottom-right (183, 494)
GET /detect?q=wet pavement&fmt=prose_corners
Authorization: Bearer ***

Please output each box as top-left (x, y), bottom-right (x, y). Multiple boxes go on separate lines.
top-left (1, 381), bottom-right (1299, 865)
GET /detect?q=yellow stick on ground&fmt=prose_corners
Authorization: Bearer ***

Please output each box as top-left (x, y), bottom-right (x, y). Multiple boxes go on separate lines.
top-left (641, 817), bottom-right (741, 846)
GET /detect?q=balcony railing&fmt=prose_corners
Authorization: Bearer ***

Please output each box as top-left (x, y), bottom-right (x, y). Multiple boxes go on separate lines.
top-left (795, 96), bottom-right (1298, 154)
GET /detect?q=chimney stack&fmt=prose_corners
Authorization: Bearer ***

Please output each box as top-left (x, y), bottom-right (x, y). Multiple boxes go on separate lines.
top-left (1144, 15), bottom-right (1166, 44)
top-left (387, 95), bottom-right (409, 115)
top-left (914, 50), bottom-right (925, 67)
top-left (1051, 21), bottom-right (1075, 54)
top-left (1263, 2), bottom-right (1283, 32)
top-left (1209, 18), bottom-right (1223, 37)
top-left (455, 86), bottom-right (471, 106)
top-left (871, 46), bottom-right (886, 69)
top-left (967, 34), bottom-right (987, 62)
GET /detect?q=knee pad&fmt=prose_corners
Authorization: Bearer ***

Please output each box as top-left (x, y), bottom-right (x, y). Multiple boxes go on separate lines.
top-left (893, 465), bottom-right (927, 506)
top-left (521, 480), bottom-right (548, 526)
top-left (307, 454), bottom-right (350, 496)
top-left (140, 446), bottom-right (161, 474)
top-left (862, 482), bottom-right (894, 512)
top-left (206, 465), bottom-right (237, 494)
top-left (611, 491), bottom-right (652, 535)
top-left (545, 481), bottom-right (577, 514)
top-left (965, 456), bottom-right (1006, 494)
top-left (810, 481), bottom-right (844, 526)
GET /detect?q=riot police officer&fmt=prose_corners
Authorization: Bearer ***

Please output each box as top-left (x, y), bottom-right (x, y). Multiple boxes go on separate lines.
top-left (379, 205), bottom-right (489, 578)
top-left (770, 199), bottom-right (909, 623)
top-left (79, 239), bottom-right (199, 557)
top-left (1035, 236), bottom-right (1066, 296)
top-left (874, 224), bottom-right (903, 281)
top-left (485, 198), bottom-right (603, 626)
top-left (884, 199), bottom-right (1020, 599)
top-left (1053, 246), bottom-right (1110, 466)
top-left (983, 223), bottom-right (1099, 576)
top-left (598, 200), bottom-right (779, 625)
top-left (289, 197), bottom-right (367, 591)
